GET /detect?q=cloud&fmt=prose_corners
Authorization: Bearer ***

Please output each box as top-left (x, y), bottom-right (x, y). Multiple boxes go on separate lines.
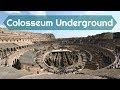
top-left (0, 24), bottom-right (6, 28)
top-left (4, 11), bottom-right (21, 14)
top-left (84, 11), bottom-right (105, 15)
top-left (29, 11), bottom-right (46, 15)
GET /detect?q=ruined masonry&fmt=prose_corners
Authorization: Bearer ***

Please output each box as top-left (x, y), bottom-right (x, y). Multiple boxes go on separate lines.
top-left (0, 27), bottom-right (120, 74)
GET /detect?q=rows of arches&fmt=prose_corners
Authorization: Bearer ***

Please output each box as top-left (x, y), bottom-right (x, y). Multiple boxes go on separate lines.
top-left (0, 45), bottom-right (29, 60)
top-left (115, 46), bottom-right (120, 57)
top-left (0, 39), bottom-right (42, 43)
top-left (0, 39), bottom-right (33, 43)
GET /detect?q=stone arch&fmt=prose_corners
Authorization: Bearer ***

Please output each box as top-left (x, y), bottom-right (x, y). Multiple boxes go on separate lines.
top-left (16, 47), bottom-right (19, 49)
top-left (37, 71), bottom-right (39, 74)
top-left (12, 60), bottom-right (15, 67)
top-left (12, 59), bottom-right (21, 70)
top-left (6, 48), bottom-right (10, 55)
top-left (3, 49), bottom-right (7, 58)
top-left (16, 59), bottom-right (21, 69)
top-left (19, 46), bottom-right (21, 49)
top-left (14, 47), bottom-right (16, 51)
top-left (11, 48), bottom-right (13, 52)
top-left (6, 48), bottom-right (10, 52)
top-left (13, 61), bottom-right (15, 65)
top-left (12, 59), bottom-right (15, 67)
top-left (15, 59), bottom-right (17, 63)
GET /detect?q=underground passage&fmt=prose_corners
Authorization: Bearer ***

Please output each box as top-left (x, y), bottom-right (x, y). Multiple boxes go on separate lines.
top-left (36, 49), bottom-right (86, 74)
top-left (44, 50), bottom-right (79, 68)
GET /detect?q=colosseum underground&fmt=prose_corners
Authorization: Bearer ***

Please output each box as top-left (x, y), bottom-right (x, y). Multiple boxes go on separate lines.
top-left (0, 27), bottom-right (120, 79)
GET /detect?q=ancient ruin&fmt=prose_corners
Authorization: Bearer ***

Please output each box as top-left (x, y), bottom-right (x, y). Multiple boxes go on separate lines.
top-left (0, 27), bottom-right (120, 79)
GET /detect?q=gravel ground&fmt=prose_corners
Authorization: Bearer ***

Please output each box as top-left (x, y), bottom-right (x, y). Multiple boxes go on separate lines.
top-left (80, 68), bottom-right (120, 79)
top-left (0, 66), bottom-right (32, 79)
top-left (18, 73), bottom-right (106, 79)
top-left (0, 66), bottom-right (120, 79)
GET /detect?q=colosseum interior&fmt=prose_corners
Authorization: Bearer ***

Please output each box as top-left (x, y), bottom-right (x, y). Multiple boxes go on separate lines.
top-left (0, 27), bottom-right (120, 79)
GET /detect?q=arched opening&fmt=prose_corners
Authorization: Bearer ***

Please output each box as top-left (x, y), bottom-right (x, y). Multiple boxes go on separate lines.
top-left (12, 59), bottom-right (21, 70)
top-left (14, 47), bottom-right (16, 51)
top-left (12, 59), bottom-right (16, 67)
top-left (3, 49), bottom-right (7, 58)
top-left (11, 48), bottom-right (13, 52)
top-left (37, 71), bottom-right (39, 74)
top-left (13, 61), bottom-right (14, 65)
top-left (6, 48), bottom-right (10, 55)
top-left (28, 67), bottom-right (30, 71)
top-left (6, 48), bottom-right (9, 51)
top-left (15, 59), bottom-right (16, 63)
top-left (16, 47), bottom-right (19, 49)
top-left (19, 47), bottom-right (21, 49)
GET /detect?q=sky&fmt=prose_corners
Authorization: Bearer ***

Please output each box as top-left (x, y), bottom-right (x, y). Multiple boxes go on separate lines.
top-left (0, 11), bottom-right (120, 38)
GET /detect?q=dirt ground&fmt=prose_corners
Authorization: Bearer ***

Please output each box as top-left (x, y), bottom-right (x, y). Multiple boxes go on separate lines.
top-left (0, 66), bottom-right (120, 79)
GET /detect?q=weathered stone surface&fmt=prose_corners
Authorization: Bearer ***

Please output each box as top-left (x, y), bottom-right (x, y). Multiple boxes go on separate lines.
top-left (0, 27), bottom-right (120, 79)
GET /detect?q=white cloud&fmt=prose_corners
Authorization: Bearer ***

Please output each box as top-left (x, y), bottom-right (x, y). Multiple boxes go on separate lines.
top-left (4, 11), bottom-right (21, 14)
top-left (0, 24), bottom-right (5, 28)
top-left (84, 11), bottom-right (105, 15)
top-left (29, 11), bottom-right (46, 15)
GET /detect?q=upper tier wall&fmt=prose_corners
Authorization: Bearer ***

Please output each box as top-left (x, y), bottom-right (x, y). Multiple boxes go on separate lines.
top-left (0, 28), bottom-right (55, 43)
